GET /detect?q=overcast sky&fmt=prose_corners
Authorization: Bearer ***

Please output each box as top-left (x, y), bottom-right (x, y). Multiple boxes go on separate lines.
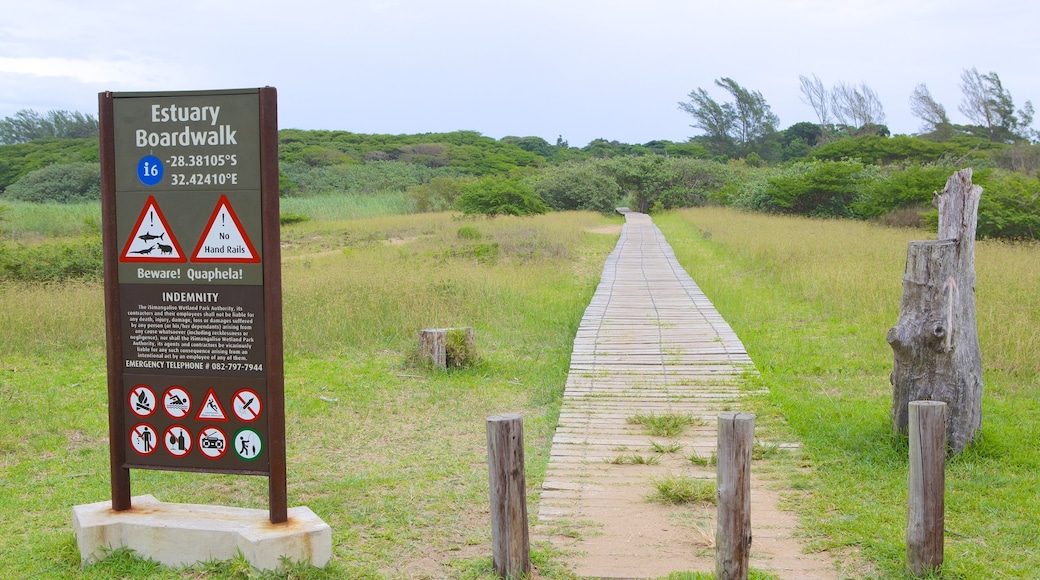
top-left (2, 0), bottom-right (1038, 147)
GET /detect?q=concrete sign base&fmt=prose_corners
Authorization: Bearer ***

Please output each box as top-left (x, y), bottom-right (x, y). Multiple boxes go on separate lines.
top-left (72, 495), bottom-right (331, 571)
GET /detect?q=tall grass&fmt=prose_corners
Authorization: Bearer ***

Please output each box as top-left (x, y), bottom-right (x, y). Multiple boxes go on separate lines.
top-left (0, 200), bottom-right (100, 240)
top-left (280, 190), bottom-right (409, 221)
top-left (657, 207), bottom-right (1040, 578)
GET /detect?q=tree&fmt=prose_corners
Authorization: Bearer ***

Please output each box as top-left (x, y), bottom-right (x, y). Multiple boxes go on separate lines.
top-left (678, 78), bottom-right (779, 160)
top-left (909, 84), bottom-right (955, 141)
top-left (831, 82), bottom-right (886, 136)
top-left (678, 87), bottom-right (735, 156)
top-left (780, 121), bottom-right (822, 160)
top-left (0, 109), bottom-right (99, 144)
top-left (958, 67), bottom-right (1035, 143)
top-left (799, 74), bottom-right (831, 143)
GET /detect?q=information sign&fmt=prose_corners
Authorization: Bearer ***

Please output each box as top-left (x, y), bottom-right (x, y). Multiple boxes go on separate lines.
top-left (100, 88), bottom-right (286, 522)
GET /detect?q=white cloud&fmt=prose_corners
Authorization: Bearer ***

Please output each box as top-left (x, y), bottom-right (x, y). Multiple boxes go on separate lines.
top-left (0, 56), bottom-right (179, 85)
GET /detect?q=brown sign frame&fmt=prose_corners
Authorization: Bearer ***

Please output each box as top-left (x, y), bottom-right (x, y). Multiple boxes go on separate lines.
top-left (99, 87), bottom-right (286, 523)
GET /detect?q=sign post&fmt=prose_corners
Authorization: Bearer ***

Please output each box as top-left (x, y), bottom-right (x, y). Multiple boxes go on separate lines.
top-left (99, 88), bottom-right (286, 523)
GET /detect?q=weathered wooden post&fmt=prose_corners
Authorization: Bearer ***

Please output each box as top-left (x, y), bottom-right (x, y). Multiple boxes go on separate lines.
top-left (419, 327), bottom-right (476, 368)
top-left (716, 412), bottom-right (754, 580)
top-left (907, 401), bottom-right (947, 576)
top-left (486, 414), bottom-right (530, 579)
top-left (888, 168), bottom-right (983, 454)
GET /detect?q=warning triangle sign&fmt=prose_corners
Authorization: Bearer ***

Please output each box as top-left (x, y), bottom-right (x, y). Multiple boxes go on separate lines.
top-left (191, 195), bottom-right (260, 263)
top-left (195, 388), bottom-right (229, 422)
top-left (120, 196), bottom-right (187, 263)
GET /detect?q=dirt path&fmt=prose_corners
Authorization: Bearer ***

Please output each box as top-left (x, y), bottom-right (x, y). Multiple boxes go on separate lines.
top-left (534, 212), bottom-right (838, 579)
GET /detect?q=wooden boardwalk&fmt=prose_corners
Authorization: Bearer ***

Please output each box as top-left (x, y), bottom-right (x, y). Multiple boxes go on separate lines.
top-left (535, 212), bottom-right (836, 579)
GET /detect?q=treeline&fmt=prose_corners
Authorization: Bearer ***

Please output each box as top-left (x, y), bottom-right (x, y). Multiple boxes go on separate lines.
top-left (2, 114), bottom-right (1039, 240)
top-left (0, 109), bottom-right (99, 144)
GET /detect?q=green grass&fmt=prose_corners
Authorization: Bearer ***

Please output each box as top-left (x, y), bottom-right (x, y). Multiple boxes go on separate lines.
top-left (627, 412), bottom-right (701, 437)
top-left (657, 207), bottom-right (1040, 578)
top-left (607, 454), bottom-right (661, 465)
top-left (648, 475), bottom-right (716, 505)
top-left (688, 450), bottom-right (716, 467)
top-left (0, 209), bottom-right (623, 578)
top-left (649, 440), bottom-right (683, 453)
top-left (0, 199), bottom-right (100, 240)
top-left (280, 190), bottom-right (409, 221)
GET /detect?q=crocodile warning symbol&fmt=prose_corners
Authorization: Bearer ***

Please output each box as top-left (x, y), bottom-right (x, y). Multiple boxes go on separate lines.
top-left (120, 196), bottom-right (186, 262)
top-left (191, 195), bottom-right (260, 263)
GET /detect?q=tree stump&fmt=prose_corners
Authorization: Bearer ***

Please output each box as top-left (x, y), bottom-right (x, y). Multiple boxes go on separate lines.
top-left (887, 168), bottom-right (983, 454)
top-left (419, 327), bottom-right (476, 369)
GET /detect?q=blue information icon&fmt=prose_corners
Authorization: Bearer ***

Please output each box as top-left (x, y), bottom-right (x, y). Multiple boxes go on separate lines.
top-left (137, 155), bottom-right (164, 186)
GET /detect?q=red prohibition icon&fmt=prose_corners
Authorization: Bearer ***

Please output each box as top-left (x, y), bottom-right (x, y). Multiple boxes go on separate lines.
top-left (129, 423), bottom-right (158, 456)
top-left (197, 426), bottom-right (228, 460)
top-left (163, 386), bottom-right (192, 419)
top-left (231, 388), bottom-right (262, 422)
top-left (128, 384), bottom-right (157, 418)
top-left (164, 424), bottom-right (192, 457)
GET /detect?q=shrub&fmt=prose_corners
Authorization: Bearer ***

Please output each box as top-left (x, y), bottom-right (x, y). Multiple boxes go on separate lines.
top-left (851, 164), bottom-right (955, 218)
top-left (532, 161), bottom-right (620, 214)
top-left (408, 176), bottom-right (472, 213)
top-left (4, 162), bottom-right (100, 203)
top-left (976, 172), bottom-right (1040, 239)
top-left (750, 160), bottom-right (876, 217)
top-left (280, 160), bottom-right (459, 197)
top-left (603, 156), bottom-right (733, 213)
top-left (456, 226), bottom-right (482, 240)
top-left (809, 134), bottom-right (993, 165)
top-left (279, 212), bottom-right (310, 225)
top-left (455, 177), bottom-right (549, 217)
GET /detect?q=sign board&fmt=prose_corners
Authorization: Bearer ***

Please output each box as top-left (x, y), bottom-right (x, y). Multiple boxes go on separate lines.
top-left (99, 88), bottom-right (286, 522)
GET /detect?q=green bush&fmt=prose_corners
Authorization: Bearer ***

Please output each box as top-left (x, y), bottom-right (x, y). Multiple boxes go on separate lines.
top-left (602, 156), bottom-right (733, 213)
top-left (851, 164), bottom-right (957, 218)
top-left (976, 172), bottom-right (1040, 239)
top-left (3, 162), bottom-right (100, 203)
top-left (408, 176), bottom-right (472, 213)
top-left (455, 177), bottom-right (549, 216)
top-left (279, 212), bottom-right (311, 225)
top-left (280, 160), bottom-right (459, 197)
top-left (0, 236), bottom-right (103, 282)
top-left (748, 160), bottom-right (876, 217)
top-left (0, 137), bottom-right (99, 190)
top-left (456, 226), bottom-right (482, 240)
top-left (532, 161), bottom-right (620, 214)
top-left (809, 134), bottom-right (997, 166)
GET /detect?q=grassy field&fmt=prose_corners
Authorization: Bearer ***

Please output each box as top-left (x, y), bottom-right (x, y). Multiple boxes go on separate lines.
top-left (0, 208), bottom-right (621, 579)
top-left (3, 200), bottom-right (1037, 578)
top-left (657, 208), bottom-right (1040, 579)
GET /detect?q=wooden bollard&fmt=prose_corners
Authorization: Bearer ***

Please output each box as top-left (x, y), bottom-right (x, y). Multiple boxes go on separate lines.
top-left (716, 412), bottom-right (754, 580)
top-left (486, 414), bottom-right (530, 579)
top-left (907, 401), bottom-right (947, 576)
